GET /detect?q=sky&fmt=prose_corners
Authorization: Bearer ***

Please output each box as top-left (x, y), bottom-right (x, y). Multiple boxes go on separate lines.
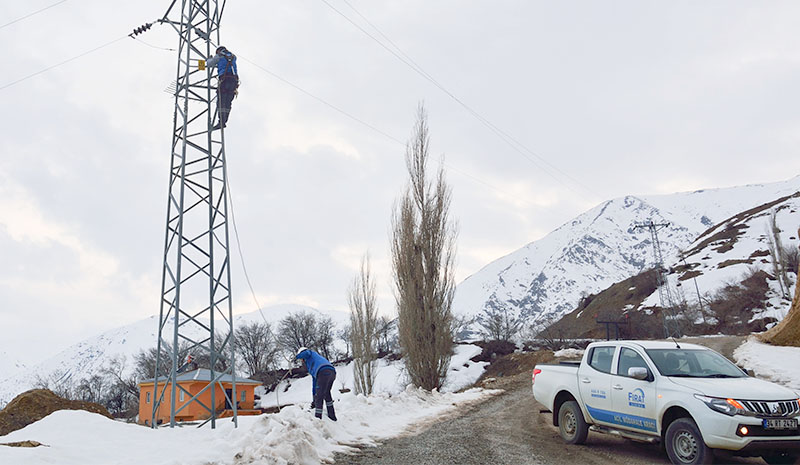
top-left (2, 0), bottom-right (800, 365)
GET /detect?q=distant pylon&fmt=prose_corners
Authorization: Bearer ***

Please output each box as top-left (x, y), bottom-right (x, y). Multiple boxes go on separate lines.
top-left (151, 0), bottom-right (237, 429)
top-left (633, 221), bottom-right (682, 338)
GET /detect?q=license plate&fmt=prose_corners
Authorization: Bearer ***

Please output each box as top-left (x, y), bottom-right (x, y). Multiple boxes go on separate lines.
top-left (762, 418), bottom-right (798, 430)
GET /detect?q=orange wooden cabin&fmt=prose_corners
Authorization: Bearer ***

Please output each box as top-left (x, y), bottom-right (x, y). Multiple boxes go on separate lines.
top-left (138, 369), bottom-right (262, 425)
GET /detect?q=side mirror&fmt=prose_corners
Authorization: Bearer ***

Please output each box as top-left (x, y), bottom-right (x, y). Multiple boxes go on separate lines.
top-left (628, 367), bottom-right (649, 380)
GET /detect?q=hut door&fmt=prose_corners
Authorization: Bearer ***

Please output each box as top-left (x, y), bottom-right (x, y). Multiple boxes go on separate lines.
top-left (225, 389), bottom-right (233, 409)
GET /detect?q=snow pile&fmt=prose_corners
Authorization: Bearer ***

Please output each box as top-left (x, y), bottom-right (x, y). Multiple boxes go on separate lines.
top-left (261, 344), bottom-right (488, 409)
top-left (0, 387), bottom-right (499, 465)
top-left (733, 337), bottom-right (800, 391)
top-left (553, 348), bottom-right (584, 359)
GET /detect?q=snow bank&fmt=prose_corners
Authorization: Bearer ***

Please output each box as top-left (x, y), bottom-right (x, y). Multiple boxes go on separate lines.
top-left (733, 337), bottom-right (800, 391)
top-left (553, 348), bottom-right (584, 359)
top-left (0, 387), bottom-right (499, 465)
top-left (261, 344), bottom-right (488, 409)
top-left (0, 344), bottom-right (495, 465)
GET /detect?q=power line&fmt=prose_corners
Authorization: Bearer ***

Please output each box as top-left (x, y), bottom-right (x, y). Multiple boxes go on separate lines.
top-left (0, 35), bottom-right (128, 91)
top-left (227, 169), bottom-right (271, 326)
top-left (238, 54), bottom-right (405, 146)
top-left (321, 0), bottom-right (598, 202)
top-left (0, 0), bottom-right (67, 30)
top-left (239, 53), bottom-right (557, 210)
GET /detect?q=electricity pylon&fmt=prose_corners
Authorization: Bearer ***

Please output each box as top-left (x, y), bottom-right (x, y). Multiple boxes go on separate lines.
top-left (633, 221), bottom-right (682, 338)
top-left (151, 0), bottom-right (237, 429)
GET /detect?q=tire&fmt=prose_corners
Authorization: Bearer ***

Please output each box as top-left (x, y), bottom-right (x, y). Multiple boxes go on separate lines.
top-left (558, 400), bottom-right (589, 445)
top-left (761, 452), bottom-right (800, 465)
top-left (664, 418), bottom-right (713, 465)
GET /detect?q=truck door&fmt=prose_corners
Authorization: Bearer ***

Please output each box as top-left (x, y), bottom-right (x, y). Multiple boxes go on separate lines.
top-left (578, 345), bottom-right (617, 427)
top-left (609, 347), bottom-right (658, 434)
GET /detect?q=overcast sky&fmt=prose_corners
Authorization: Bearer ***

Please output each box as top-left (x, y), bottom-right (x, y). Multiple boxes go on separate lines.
top-left (2, 0), bottom-right (800, 364)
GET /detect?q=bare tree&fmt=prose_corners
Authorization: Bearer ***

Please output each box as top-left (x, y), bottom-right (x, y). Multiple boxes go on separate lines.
top-left (276, 310), bottom-right (319, 356)
top-left (348, 254), bottom-right (379, 395)
top-left (391, 104), bottom-right (458, 391)
top-left (375, 315), bottom-right (397, 355)
top-left (338, 324), bottom-right (352, 359)
top-left (234, 321), bottom-right (279, 378)
top-left (33, 369), bottom-right (76, 400)
top-left (478, 305), bottom-right (523, 342)
top-left (275, 310), bottom-right (335, 359)
top-left (315, 315), bottom-right (337, 360)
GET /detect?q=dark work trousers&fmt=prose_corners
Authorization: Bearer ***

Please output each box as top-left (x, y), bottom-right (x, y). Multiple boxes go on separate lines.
top-left (313, 367), bottom-right (336, 418)
top-left (217, 75), bottom-right (238, 127)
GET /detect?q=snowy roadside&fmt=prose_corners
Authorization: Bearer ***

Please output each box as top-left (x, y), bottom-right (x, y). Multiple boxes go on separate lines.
top-left (0, 344), bottom-right (498, 465)
top-left (733, 336), bottom-right (800, 391)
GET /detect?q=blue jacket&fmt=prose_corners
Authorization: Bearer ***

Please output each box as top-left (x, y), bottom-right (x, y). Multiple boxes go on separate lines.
top-left (207, 51), bottom-right (237, 77)
top-left (296, 349), bottom-right (334, 396)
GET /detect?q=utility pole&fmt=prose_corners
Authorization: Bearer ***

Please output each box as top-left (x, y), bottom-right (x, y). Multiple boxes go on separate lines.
top-left (150, 0), bottom-right (237, 429)
top-left (633, 221), bottom-right (682, 338)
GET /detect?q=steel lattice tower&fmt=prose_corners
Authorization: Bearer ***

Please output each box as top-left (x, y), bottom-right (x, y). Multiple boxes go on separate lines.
top-left (151, 0), bottom-right (237, 429)
top-left (634, 221), bottom-right (682, 338)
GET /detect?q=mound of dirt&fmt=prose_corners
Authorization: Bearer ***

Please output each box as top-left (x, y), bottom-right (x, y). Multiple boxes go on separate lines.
top-left (0, 389), bottom-right (112, 437)
top-left (476, 350), bottom-right (560, 389)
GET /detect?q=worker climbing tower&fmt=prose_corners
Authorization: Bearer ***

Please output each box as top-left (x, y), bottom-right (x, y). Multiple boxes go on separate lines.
top-left (151, 0), bottom-right (237, 428)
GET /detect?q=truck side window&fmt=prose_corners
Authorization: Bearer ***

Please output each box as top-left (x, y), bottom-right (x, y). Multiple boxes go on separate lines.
top-left (618, 347), bottom-right (649, 378)
top-left (588, 346), bottom-right (615, 373)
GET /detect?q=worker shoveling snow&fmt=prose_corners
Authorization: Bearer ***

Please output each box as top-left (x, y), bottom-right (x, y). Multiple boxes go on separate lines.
top-left (0, 385), bottom-right (500, 465)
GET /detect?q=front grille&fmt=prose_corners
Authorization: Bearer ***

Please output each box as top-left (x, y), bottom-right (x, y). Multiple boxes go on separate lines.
top-left (739, 400), bottom-right (800, 417)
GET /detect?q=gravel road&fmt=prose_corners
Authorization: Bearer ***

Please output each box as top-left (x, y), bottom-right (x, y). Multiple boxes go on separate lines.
top-left (334, 336), bottom-right (764, 465)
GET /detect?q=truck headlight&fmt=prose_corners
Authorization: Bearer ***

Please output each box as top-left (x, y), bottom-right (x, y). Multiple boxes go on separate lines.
top-left (694, 394), bottom-right (747, 416)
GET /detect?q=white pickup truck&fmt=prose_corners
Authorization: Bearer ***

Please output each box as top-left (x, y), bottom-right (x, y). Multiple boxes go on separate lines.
top-left (532, 340), bottom-right (800, 465)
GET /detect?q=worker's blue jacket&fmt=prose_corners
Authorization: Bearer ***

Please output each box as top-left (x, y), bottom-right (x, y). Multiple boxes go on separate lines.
top-left (207, 51), bottom-right (238, 77)
top-left (296, 348), bottom-right (335, 396)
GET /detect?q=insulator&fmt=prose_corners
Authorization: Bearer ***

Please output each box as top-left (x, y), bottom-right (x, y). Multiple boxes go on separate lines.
top-left (131, 22), bottom-right (153, 37)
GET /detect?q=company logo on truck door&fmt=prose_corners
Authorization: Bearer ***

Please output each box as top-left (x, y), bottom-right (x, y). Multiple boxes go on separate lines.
top-left (590, 388), bottom-right (607, 399)
top-left (628, 388), bottom-right (645, 408)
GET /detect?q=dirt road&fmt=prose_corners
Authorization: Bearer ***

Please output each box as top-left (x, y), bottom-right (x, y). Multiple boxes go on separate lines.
top-left (334, 336), bottom-right (761, 465)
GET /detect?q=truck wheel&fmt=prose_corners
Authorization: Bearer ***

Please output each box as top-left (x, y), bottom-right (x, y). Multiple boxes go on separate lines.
top-left (664, 418), bottom-right (713, 465)
top-left (761, 451), bottom-right (800, 465)
top-left (558, 400), bottom-right (588, 445)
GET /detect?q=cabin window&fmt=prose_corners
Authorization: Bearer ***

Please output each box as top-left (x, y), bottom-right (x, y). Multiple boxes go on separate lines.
top-left (588, 346), bottom-right (615, 374)
top-left (146, 391), bottom-right (151, 403)
top-left (241, 390), bottom-right (246, 402)
top-left (180, 390), bottom-right (185, 402)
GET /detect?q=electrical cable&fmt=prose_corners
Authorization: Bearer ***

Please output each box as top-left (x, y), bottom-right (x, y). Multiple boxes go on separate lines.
top-left (130, 36), bottom-right (176, 52)
top-left (226, 169), bottom-right (271, 327)
top-left (237, 54), bottom-right (405, 146)
top-left (320, 0), bottom-right (598, 202)
top-left (0, 34), bottom-right (128, 91)
top-left (0, 0), bottom-right (67, 30)
top-left (238, 53), bottom-right (553, 209)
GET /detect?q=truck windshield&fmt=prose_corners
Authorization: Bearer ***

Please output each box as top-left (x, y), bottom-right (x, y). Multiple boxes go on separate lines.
top-left (645, 349), bottom-right (746, 378)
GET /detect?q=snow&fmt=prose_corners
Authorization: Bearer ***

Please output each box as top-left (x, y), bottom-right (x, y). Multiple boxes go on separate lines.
top-left (0, 387), bottom-right (500, 465)
top-left (553, 348), bottom-right (584, 359)
top-left (261, 344), bottom-right (488, 409)
top-left (0, 344), bottom-right (494, 465)
top-left (733, 337), bottom-right (800, 391)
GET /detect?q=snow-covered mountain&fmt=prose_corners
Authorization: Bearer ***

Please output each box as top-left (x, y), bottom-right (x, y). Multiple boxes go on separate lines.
top-left (453, 176), bottom-right (800, 328)
top-left (652, 189), bottom-right (800, 322)
top-left (0, 304), bottom-right (349, 406)
top-left (0, 353), bottom-right (27, 381)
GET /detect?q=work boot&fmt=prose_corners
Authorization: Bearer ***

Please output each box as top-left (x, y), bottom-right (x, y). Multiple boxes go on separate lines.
top-left (327, 404), bottom-right (337, 421)
top-left (315, 406), bottom-right (323, 419)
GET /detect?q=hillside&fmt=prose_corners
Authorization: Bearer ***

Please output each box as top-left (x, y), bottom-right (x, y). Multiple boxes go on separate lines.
top-left (0, 304), bottom-right (349, 407)
top-left (545, 191), bottom-right (800, 339)
top-left (453, 176), bottom-right (800, 332)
